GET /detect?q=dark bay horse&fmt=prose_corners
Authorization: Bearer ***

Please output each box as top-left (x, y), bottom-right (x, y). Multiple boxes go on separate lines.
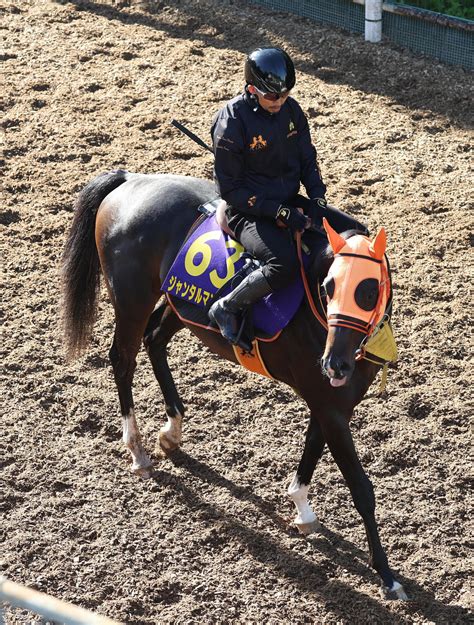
top-left (61, 170), bottom-right (407, 600)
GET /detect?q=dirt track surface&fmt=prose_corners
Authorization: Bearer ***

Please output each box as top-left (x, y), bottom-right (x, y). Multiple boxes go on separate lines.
top-left (1, 1), bottom-right (473, 623)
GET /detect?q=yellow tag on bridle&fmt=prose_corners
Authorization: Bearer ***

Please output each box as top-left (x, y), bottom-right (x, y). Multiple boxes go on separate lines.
top-left (364, 319), bottom-right (398, 363)
top-left (362, 320), bottom-right (398, 393)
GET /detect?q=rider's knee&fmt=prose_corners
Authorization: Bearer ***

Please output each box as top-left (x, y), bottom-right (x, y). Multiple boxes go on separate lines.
top-left (264, 260), bottom-right (299, 290)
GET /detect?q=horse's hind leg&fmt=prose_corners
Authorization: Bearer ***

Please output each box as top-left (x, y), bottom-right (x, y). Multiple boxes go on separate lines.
top-left (143, 300), bottom-right (185, 453)
top-left (109, 288), bottom-right (157, 478)
top-left (288, 416), bottom-right (325, 535)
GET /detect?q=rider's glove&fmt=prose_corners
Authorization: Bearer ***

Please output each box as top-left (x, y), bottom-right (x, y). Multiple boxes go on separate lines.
top-left (276, 205), bottom-right (308, 234)
top-left (308, 197), bottom-right (328, 223)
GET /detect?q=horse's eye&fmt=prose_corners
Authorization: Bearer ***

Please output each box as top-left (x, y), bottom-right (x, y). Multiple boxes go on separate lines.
top-left (323, 277), bottom-right (335, 299)
top-left (354, 278), bottom-right (379, 311)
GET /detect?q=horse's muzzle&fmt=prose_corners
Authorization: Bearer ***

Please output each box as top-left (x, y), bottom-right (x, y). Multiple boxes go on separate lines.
top-left (322, 326), bottom-right (360, 387)
top-left (321, 354), bottom-right (354, 387)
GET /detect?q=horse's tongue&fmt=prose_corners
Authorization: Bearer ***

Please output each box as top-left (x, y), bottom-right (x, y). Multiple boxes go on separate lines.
top-left (330, 377), bottom-right (347, 387)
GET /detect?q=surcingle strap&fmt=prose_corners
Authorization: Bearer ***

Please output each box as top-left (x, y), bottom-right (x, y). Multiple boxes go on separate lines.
top-left (232, 341), bottom-right (273, 379)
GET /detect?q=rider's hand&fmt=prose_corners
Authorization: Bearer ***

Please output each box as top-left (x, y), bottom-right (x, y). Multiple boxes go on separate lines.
top-left (276, 205), bottom-right (309, 233)
top-left (307, 197), bottom-right (328, 224)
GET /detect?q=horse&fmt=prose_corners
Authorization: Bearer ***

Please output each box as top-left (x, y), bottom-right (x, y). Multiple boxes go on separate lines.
top-left (61, 170), bottom-right (407, 600)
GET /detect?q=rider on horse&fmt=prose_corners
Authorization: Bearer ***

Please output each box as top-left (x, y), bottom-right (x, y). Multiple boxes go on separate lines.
top-left (208, 47), bottom-right (331, 350)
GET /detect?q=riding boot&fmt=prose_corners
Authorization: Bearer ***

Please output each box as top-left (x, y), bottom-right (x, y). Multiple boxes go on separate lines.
top-left (208, 268), bottom-right (273, 352)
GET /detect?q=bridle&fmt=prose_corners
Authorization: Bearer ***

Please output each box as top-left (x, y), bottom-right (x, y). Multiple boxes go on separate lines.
top-left (328, 247), bottom-right (392, 361)
top-left (297, 229), bottom-right (392, 361)
top-left (327, 249), bottom-right (391, 334)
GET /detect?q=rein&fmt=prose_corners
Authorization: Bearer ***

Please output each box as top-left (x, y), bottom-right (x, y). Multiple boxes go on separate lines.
top-left (296, 232), bottom-right (328, 330)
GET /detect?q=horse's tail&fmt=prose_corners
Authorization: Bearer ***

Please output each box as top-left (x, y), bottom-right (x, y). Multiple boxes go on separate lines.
top-left (61, 170), bottom-right (128, 360)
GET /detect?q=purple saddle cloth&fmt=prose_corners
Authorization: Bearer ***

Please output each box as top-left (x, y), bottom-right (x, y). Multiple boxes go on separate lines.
top-left (162, 215), bottom-right (305, 337)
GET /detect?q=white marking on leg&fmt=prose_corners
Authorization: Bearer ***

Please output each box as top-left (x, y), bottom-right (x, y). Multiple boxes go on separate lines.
top-left (122, 409), bottom-right (152, 473)
top-left (159, 408), bottom-right (183, 451)
top-left (387, 580), bottom-right (409, 601)
top-left (288, 474), bottom-right (317, 526)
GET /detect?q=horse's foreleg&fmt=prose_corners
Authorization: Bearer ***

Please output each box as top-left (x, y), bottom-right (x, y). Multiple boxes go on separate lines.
top-left (321, 412), bottom-right (408, 599)
top-left (110, 318), bottom-right (153, 478)
top-left (289, 417), bottom-right (325, 535)
top-left (143, 301), bottom-right (185, 454)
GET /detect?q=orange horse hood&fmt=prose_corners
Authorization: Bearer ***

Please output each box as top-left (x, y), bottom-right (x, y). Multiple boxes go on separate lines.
top-left (323, 218), bottom-right (390, 333)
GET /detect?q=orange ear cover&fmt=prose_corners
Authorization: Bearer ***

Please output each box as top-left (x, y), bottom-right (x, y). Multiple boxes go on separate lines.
top-left (369, 227), bottom-right (387, 260)
top-left (323, 218), bottom-right (346, 254)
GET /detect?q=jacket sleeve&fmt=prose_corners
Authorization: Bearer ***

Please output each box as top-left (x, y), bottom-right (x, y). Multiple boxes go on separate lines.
top-left (211, 109), bottom-right (280, 218)
top-left (294, 102), bottom-right (327, 199)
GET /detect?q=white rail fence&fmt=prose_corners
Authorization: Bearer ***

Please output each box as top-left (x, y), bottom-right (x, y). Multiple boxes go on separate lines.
top-left (67, 0), bottom-right (474, 68)
top-left (250, 0), bottom-right (474, 69)
top-left (0, 577), bottom-right (122, 625)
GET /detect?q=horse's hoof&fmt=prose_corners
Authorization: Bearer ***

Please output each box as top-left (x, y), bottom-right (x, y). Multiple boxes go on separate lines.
top-left (133, 464), bottom-right (153, 479)
top-left (159, 431), bottom-right (181, 454)
top-left (381, 581), bottom-right (410, 601)
top-left (295, 519), bottom-right (321, 536)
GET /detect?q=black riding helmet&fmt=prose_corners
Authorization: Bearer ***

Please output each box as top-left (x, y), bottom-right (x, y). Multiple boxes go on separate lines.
top-left (245, 47), bottom-right (296, 94)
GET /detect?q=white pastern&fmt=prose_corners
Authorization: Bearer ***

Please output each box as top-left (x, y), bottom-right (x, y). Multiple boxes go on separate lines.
top-left (288, 474), bottom-right (317, 525)
top-left (159, 408), bottom-right (183, 450)
top-left (122, 410), bottom-right (152, 472)
top-left (387, 581), bottom-right (409, 601)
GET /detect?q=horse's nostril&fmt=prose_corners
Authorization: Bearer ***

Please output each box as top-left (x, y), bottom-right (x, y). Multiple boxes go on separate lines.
top-left (329, 357), bottom-right (351, 378)
top-left (340, 361), bottom-right (351, 373)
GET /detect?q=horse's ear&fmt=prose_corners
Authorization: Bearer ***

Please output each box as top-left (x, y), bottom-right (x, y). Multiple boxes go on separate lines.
top-left (323, 218), bottom-right (346, 254)
top-left (370, 227), bottom-right (387, 260)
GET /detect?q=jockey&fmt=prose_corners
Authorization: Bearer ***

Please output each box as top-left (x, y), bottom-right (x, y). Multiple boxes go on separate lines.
top-left (208, 47), bottom-right (346, 351)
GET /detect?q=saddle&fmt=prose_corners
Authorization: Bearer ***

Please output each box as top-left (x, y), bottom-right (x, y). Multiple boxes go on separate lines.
top-left (162, 198), bottom-right (314, 344)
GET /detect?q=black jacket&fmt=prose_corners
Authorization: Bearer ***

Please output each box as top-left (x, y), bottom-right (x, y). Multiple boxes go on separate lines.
top-left (211, 91), bottom-right (326, 219)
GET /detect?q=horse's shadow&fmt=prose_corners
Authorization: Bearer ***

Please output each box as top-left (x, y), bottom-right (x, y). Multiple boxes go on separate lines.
top-left (150, 450), bottom-right (471, 625)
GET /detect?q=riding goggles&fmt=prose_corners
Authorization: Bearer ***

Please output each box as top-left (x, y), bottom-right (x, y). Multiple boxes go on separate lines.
top-left (254, 86), bottom-right (291, 102)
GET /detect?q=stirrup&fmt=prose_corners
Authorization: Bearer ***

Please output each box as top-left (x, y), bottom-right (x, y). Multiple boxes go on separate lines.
top-left (233, 312), bottom-right (252, 354)
top-left (209, 303), bottom-right (252, 353)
